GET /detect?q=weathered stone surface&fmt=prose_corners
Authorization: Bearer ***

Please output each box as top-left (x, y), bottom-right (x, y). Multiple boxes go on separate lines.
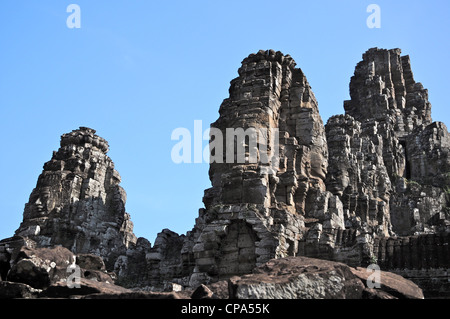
top-left (113, 236), bottom-right (151, 287)
top-left (14, 127), bottom-right (137, 270)
top-left (350, 266), bottom-right (424, 299)
top-left (229, 256), bottom-right (365, 299)
top-left (76, 253), bottom-right (106, 271)
top-left (334, 48), bottom-right (449, 240)
top-left (1, 47), bottom-right (448, 298)
top-left (298, 49), bottom-right (449, 266)
top-left (320, 48), bottom-right (450, 297)
top-left (344, 48), bottom-right (432, 131)
top-left (205, 49), bottom-right (328, 210)
top-left (392, 268), bottom-right (450, 299)
top-left (0, 236), bottom-right (36, 281)
top-left (6, 245), bottom-right (75, 289)
top-left (227, 256), bottom-right (423, 299)
top-left (0, 241), bottom-right (117, 298)
top-left (204, 280), bottom-right (229, 299)
top-left (112, 50), bottom-right (337, 289)
top-left (191, 284), bottom-right (216, 299)
top-left (40, 277), bottom-right (131, 298)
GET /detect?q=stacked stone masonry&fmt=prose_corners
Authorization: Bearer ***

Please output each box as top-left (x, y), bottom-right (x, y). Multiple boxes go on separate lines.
top-left (1, 48), bottom-right (449, 297)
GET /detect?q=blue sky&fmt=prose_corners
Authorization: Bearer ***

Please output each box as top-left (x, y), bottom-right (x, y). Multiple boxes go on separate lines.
top-left (0, 1), bottom-right (449, 243)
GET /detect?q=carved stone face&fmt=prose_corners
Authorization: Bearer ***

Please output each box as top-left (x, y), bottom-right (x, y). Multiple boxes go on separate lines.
top-left (328, 167), bottom-right (350, 196)
top-left (339, 168), bottom-right (350, 191)
top-left (310, 151), bottom-right (328, 181)
top-left (29, 186), bottom-right (52, 217)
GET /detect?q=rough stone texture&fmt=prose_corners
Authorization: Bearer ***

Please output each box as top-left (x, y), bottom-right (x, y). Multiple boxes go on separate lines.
top-left (321, 48), bottom-right (450, 297)
top-left (172, 50), bottom-right (343, 288)
top-left (203, 280), bottom-right (229, 299)
top-left (39, 277), bottom-right (131, 298)
top-left (0, 253), bottom-right (424, 300)
top-left (6, 245), bottom-right (75, 289)
top-left (1, 48), bottom-right (449, 298)
top-left (344, 49), bottom-right (432, 132)
top-left (14, 127), bottom-right (138, 270)
top-left (0, 236), bottom-right (120, 298)
top-left (205, 49), bottom-right (329, 211)
top-left (334, 48), bottom-right (449, 240)
top-left (191, 284), bottom-right (216, 299)
top-left (76, 253), bottom-right (106, 271)
top-left (350, 266), bottom-right (424, 299)
top-left (227, 256), bottom-right (422, 299)
top-left (111, 50), bottom-right (339, 290)
top-left (391, 268), bottom-right (450, 299)
top-left (113, 236), bottom-right (151, 287)
top-left (167, 48), bottom-right (447, 296)
top-left (0, 236), bottom-right (36, 281)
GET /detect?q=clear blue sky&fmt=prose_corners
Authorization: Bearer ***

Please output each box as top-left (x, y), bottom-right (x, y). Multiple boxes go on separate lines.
top-left (0, 1), bottom-right (449, 243)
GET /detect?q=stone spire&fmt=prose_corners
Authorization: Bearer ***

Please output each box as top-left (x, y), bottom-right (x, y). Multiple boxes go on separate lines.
top-left (15, 127), bottom-right (137, 269)
top-left (178, 50), bottom-right (343, 286)
top-left (114, 50), bottom-right (341, 289)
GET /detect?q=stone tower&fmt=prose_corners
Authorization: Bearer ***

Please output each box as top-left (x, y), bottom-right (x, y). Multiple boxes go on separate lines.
top-left (131, 49), bottom-right (449, 291)
top-left (327, 48), bottom-right (449, 239)
top-left (114, 50), bottom-right (346, 289)
top-left (15, 127), bottom-right (137, 269)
